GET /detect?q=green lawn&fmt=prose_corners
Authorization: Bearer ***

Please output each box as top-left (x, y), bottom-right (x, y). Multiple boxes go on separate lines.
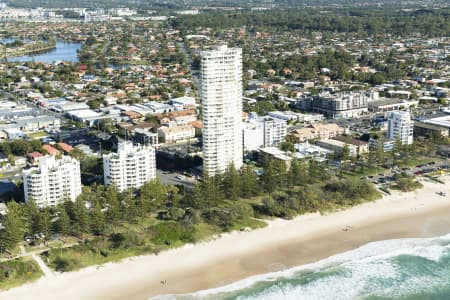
top-left (26, 131), bottom-right (49, 139)
top-left (343, 166), bottom-right (386, 178)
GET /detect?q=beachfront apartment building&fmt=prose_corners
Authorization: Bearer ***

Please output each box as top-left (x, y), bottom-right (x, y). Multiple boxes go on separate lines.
top-left (200, 45), bottom-right (243, 175)
top-left (23, 155), bottom-right (82, 208)
top-left (103, 142), bottom-right (156, 192)
top-left (387, 111), bottom-right (414, 145)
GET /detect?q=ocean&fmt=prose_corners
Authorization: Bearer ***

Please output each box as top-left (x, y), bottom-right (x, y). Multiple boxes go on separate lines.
top-left (153, 233), bottom-right (450, 300)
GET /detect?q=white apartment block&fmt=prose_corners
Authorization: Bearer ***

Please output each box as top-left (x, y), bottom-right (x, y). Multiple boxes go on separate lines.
top-left (263, 117), bottom-right (287, 147)
top-left (23, 155), bottom-right (82, 208)
top-left (243, 116), bottom-right (287, 152)
top-left (200, 45), bottom-right (243, 175)
top-left (387, 111), bottom-right (414, 145)
top-left (243, 121), bottom-right (264, 152)
top-left (103, 142), bottom-right (156, 191)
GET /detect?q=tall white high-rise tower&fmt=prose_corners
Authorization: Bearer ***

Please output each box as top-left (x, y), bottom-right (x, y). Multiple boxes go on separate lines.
top-left (200, 45), bottom-right (243, 175)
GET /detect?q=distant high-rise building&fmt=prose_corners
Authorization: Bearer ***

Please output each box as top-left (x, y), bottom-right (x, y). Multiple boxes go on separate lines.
top-left (387, 111), bottom-right (414, 145)
top-left (103, 141), bottom-right (156, 191)
top-left (263, 117), bottom-right (287, 147)
top-left (200, 45), bottom-right (243, 175)
top-left (23, 155), bottom-right (81, 208)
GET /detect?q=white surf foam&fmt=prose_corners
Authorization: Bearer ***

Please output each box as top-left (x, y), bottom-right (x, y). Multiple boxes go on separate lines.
top-left (151, 233), bottom-right (450, 300)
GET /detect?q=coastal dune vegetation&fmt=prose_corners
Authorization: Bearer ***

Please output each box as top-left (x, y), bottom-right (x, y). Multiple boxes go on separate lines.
top-left (0, 258), bottom-right (43, 291)
top-left (0, 158), bottom-right (380, 272)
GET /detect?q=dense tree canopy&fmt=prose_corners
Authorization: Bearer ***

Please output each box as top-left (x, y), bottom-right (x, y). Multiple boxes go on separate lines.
top-left (174, 8), bottom-right (450, 37)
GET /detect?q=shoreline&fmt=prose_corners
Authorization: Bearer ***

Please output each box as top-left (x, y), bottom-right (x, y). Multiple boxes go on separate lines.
top-left (1, 176), bottom-right (450, 300)
top-left (5, 45), bottom-right (57, 59)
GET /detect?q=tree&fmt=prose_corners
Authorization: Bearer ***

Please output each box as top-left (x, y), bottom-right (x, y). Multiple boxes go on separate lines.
top-left (261, 159), bottom-right (288, 193)
top-left (120, 189), bottom-right (138, 222)
top-left (144, 114), bottom-right (158, 123)
top-left (287, 159), bottom-right (307, 187)
top-left (239, 166), bottom-right (260, 198)
top-left (26, 199), bottom-right (43, 236)
top-left (376, 142), bottom-right (385, 165)
top-left (55, 205), bottom-right (70, 236)
top-left (40, 208), bottom-right (52, 240)
top-left (72, 199), bottom-right (89, 238)
top-left (437, 98), bottom-right (447, 105)
top-left (367, 148), bottom-right (376, 168)
top-left (261, 159), bottom-right (278, 194)
top-left (222, 163), bottom-right (240, 200)
top-left (193, 172), bottom-right (224, 208)
top-left (98, 118), bottom-right (114, 133)
top-left (69, 148), bottom-right (85, 161)
top-left (90, 204), bottom-right (105, 235)
top-left (341, 144), bottom-right (351, 162)
top-left (254, 100), bottom-right (276, 115)
top-left (0, 201), bottom-right (25, 249)
top-left (139, 179), bottom-right (168, 212)
top-left (105, 185), bottom-right (121, 224)
top-left (87, 99), bottom-right (101, 109)
top-left (308, 159), bottom-right (322, 183)
top-left (392, 138), bottom-right (403, 168)
top-left (279, 141), bottom-right (295, 152)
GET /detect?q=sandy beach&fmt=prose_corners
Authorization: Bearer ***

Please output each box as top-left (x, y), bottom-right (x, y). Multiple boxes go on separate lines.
top-left (1, 175), bottom-right (450, 300)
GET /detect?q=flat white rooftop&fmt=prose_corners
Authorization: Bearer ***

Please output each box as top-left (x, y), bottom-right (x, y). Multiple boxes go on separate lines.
top-left (424, 116), bottom-right (450, 129)
top-left (68, 109), bottom-right (101, 119)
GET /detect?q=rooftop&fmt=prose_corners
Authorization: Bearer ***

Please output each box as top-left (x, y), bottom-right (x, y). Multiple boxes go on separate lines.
top-left (42, 144), bottom-right (60, 156)
top-left (68, 109), bottom-right (102, 119)
top-left (423, 115), bottom-right (450, 129)
top-left (57, 142), bottom-right (74, 153)
top-left (27, 151), bottom-right (43, 159)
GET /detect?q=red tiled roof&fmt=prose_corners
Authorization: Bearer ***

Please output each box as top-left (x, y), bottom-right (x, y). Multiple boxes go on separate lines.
top-left (42, 145), bottom-right (60, 156)
top-left (190, 120), bottom-right (202, 129)
top-left (27, 152), bottom-right (43, 159)
top-left (57, 142), bottom-right (74, 153)
top-left (123, 111), bottom-right (142, 119)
